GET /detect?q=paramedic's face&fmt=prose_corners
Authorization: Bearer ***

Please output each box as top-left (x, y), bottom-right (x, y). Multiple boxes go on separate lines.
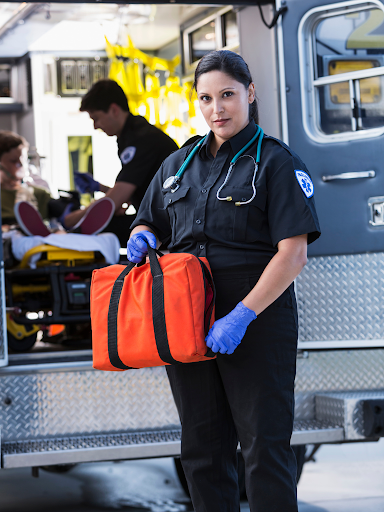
top-left (197, 71), bottom-right (255, 147)
top-left (0, 146), bottom-right (24, 177)
top-left (88, 106), bottom-right (120, 136)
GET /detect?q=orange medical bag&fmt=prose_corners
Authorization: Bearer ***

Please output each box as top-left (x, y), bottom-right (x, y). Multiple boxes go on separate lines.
top-left (90, 245), bottom-right (215, 370)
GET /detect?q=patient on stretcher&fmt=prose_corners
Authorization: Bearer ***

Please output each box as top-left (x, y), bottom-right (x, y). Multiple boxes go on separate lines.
top-left (1, 130), bottom-right (119, 267)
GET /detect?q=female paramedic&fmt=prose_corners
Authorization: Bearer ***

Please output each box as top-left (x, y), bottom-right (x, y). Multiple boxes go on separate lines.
top-left (127, 50), bottom-right (321, 512)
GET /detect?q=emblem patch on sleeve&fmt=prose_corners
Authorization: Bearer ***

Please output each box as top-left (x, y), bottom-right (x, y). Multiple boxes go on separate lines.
top-left (120, 146), bottom-right (137, 164)
top-left (295, 170), bottom-right (314, 198)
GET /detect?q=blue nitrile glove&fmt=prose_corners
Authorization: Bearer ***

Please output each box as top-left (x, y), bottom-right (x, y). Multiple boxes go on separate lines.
top-left (127, 231), bottom-right (157, 263)
top-left (74, 172), bottom-right (100, 193)
top-left (205, 301), bottom-right (257, 355)
top-left (58, 203), bottom-right (74, 230)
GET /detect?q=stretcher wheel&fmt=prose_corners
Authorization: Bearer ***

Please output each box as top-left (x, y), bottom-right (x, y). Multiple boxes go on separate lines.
top-left (7, 330), bottom-right (37, 352)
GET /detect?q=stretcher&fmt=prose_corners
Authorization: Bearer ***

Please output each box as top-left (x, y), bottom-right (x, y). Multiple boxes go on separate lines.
top-left (5, 244), bottom-right (109, 352)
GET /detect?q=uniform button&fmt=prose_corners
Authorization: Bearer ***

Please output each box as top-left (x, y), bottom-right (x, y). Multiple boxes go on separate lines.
top-left (168, 199), bottom-right (172, 204)
top-left (199, 244), bottom-right (204, 250)
top-left (242, 197), bottom-right (247, 201)
top-left (201, 189), bottom-right (207, 193)
top-left (196, 219), bottom-right (201, 224)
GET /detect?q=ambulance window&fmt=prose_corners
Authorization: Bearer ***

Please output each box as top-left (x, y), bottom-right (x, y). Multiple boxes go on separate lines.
top-left (299, 3), bottom-right (384, 142)
top-left (0, 64), bottom-right (11, 97)
top-left (222, 10), bottom-right (239, 48)
top-left (190, 21), bottom-right (216, 63)
top-left (183, 7), bottom-right (239, 76)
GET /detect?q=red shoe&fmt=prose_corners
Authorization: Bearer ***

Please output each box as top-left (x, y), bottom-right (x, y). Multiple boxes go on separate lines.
top-left (14, 201), bottom-right (51, 237)
top-left (70, 197), bottom-right (115, 235)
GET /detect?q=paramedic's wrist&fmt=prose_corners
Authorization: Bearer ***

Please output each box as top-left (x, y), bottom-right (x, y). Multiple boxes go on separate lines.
top-left (205, 301), bottom-right (257, 355)
top-left (74, 172), bottom-right (100, 193)
top-left (235, 301), bottom-right (258, 325)
top-left (127, 231), bottom-right (157, 263)
top-left (58, 203), bottom-right (74, 230)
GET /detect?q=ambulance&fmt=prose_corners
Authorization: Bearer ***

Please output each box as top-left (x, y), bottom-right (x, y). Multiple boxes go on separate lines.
top-left (0, 0), bottom-right (383, 490)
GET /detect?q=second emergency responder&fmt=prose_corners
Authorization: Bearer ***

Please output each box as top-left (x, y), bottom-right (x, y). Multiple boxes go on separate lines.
top-left (126, 50), bottom-right (321, 511)
top-left (63, 79), bottom-right (178, 246)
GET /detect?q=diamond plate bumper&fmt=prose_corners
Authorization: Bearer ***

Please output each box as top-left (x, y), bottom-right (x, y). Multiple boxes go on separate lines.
top-left (316, 390), bottom-right (384, 440)
top-left (1, 419), bottom-right (344, 468)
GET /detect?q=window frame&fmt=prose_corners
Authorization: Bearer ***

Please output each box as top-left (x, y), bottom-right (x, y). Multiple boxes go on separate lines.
top-left (182, 5), bottom-right (239, 77)
top-left (298, 0), bottom-right (384, 143)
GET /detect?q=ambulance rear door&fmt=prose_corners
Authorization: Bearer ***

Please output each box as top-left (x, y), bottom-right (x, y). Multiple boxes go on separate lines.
top-left (279, 0), bottom-right (384, 349)
top-left (280, 0), bottom-right (384, 257)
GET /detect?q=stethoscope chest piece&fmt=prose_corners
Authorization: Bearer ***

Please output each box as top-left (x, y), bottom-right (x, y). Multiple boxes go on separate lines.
top-left (163, 175), bottom-right (180, 193)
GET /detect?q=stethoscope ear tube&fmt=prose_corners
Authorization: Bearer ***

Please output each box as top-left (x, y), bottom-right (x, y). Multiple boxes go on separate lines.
top-left (216, 125), bottom-right (264, 206)
top-left (162, 125), bottom-right (264, 206)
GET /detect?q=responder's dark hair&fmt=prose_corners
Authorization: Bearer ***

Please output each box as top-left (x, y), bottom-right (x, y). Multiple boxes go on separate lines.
top-left (80, 79), bottom-right (129, 113)
top-left (193, 50), bottom-right (259, 125)
top-left (0, 130), bottom-right (28, 159)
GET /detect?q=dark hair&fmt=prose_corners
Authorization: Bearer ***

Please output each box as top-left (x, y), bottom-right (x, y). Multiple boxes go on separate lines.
top-left (80, 79), bottom-right (129, 113)
top-left (0, 130), bottom-right (27, 159)
top-left (193, 50), bottom-right (259, 125)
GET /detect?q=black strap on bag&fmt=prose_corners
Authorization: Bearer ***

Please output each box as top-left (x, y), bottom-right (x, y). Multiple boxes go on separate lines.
top-left (147, 244), bottom-right (181, 364)
top-left (107, 261), bottom-right (136, 370)
top-left (107, 244), bottom-right (215, 369)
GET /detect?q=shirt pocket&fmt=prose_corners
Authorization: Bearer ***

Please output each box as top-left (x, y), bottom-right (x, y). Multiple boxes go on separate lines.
top-left (229, 187), bottom-right (267, 242)
top-left (163, 186), bottom-right (190, 244)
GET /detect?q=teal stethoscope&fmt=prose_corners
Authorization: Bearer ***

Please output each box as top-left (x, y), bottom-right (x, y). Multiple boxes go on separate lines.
top-left (163, 125), bottom-right (264, 207)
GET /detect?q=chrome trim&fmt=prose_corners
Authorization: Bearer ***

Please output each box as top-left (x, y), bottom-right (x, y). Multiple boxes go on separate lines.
top-left (2, 441), bottom-right (182, 468)
top-left (7, 349), bottom-right (92, 363)
top-left (322, 170), bottom-right (375, 181)
top-left (0, 360), bottom-right (94, 375)
top-left (313, 65), bottom-right (384, 86)
top-left (298, 340), bottom-right (384, 349)
top-left (291, 426), bottom-right (344, 445)
top-left (298, 0), bottom-right (384, 144)
top-left (276, 0), bottom-right (289, 144)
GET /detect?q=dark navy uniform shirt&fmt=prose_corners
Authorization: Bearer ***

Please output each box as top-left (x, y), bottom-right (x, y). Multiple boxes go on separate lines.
top-left (131, 121), bottom-right (321, 273)
top-left (116, 114), bottom-right (178, 211)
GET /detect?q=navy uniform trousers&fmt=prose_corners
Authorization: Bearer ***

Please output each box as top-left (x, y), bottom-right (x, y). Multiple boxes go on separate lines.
top-left (166, 269), bottom-right (299, 512)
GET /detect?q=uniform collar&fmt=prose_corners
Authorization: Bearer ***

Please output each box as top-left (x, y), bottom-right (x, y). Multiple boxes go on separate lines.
top-left (199, 121), bottom-right (258, 159)
top-left (117, 113), bottom-right (136, 140)
top-left (228, 121), bottom-right (258, 155)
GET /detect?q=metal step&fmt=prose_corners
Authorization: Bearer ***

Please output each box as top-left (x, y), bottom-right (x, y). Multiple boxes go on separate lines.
top-left (291, 419), bottom-right (343, 445)
top-left (315, 389), bottom-right (384, 440)
top-left (1, 419), bottom-right (344, 469)
top-left (1, 429), bottom-right (182, 468)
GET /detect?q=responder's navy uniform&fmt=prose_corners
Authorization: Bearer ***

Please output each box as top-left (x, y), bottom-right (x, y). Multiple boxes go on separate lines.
top-left (131, 121), bottom-right (321, 512)
top-left (102, 114), bottom-right (178, 246)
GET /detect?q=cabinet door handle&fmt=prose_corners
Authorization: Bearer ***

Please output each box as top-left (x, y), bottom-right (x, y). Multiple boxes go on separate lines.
top-left (322, 170), bottom-right (375, 182)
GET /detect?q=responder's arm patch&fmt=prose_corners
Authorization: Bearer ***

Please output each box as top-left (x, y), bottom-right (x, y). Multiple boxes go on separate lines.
top-left (120, 146), bottom-right (137, 164)
top-left (295, 170), bottom-right (314, 198)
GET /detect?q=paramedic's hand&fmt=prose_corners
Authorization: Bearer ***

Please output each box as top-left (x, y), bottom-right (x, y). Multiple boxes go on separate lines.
top-left (205, 302), bottom-right (257, 355)
top-left (59, 203), bottom-right (74, 230)
top-left (74, 172), bottom-right (100, 194)
top-left (127, 231), bottom-right (157, 263)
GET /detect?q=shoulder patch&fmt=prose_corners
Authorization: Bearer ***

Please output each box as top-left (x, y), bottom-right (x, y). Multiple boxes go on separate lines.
top-left (295, 170), bottom-right (314, 198)
top-left (120, 146), bottom-right (136, 164)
